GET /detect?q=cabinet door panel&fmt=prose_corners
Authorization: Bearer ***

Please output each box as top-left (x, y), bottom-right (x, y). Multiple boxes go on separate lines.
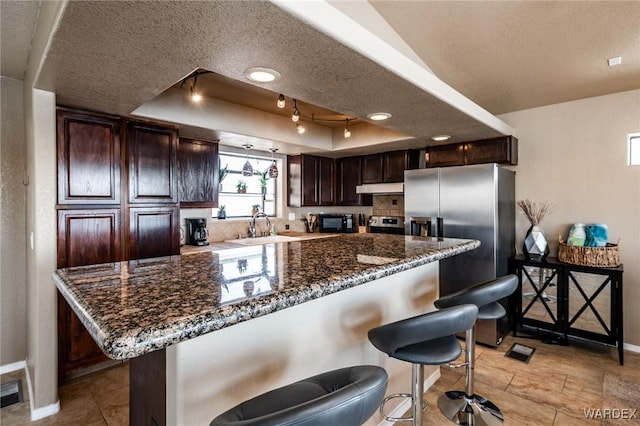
top-left (465, 136), bottom-right (517, 165)
top-left (336, 156), bottom-right (369, 206)
top-left (57, 209), bottom-right (121, 267)
top-left (128, 206), bottom-right (180, 260)
top-left (287, 155), bottom-right (302, 207)
top-left (127, 122), bottom-right (178, 204)
top-left (301, 156), bottom-right (318, 206)
top-left (178, 138), bottom-right (218, 207)
top-left (317, 156), bottom-right (334, 206)
top-left (384, 150), bottom-right (419, 182)
top-left (362, 154), bottom-right (384, 183)
top-left (426, 144), bottom-right (465, 167)
top-left (57, 109), bottom-right (121, 205)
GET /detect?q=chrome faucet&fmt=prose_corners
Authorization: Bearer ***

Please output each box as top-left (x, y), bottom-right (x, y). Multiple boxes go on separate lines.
top-left (249, 212), bottom-right (271, 238)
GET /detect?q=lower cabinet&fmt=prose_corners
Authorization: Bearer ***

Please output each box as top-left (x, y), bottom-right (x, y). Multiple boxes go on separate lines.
top-left (127, 206), bottom-right (180, 260)
top-left (57, 208), bottom-right (121, 382)
top-left (510, 255), bottom-right (624, 364)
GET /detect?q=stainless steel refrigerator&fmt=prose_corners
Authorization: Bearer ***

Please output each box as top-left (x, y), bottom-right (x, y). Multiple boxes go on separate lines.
top-left (404, 163), bottom-right (515, 346)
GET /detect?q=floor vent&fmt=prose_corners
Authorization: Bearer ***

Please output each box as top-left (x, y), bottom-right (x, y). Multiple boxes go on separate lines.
top-left (1, 380), bottom-right (24, 408)
top-left (505, 343), bottom-right (536, 363)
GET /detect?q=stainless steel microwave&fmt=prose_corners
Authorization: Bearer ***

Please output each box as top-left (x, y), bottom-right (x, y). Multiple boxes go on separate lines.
top-left (317, 214), bottom-right (356, 233)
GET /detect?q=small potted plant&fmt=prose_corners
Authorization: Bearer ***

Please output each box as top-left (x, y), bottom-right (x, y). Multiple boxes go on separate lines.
top-left (217, 205), bottom-right (226, 220)
top-left (259, 171), bottom-right (268, 194)
top-left (251, 204), bottom-right (261, 217)
top-left (218, 161), bottom-right (228, 192)
top-left (236, 179), bottom-right (247, 194)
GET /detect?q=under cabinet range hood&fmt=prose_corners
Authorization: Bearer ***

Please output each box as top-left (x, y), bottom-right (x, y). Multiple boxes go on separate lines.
top-left (355, 182), bottom-right (404, 194)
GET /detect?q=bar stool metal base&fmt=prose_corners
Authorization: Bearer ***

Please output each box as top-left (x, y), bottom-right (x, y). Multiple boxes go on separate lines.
top-left (437, 391), bottom-right (504, 426)
top-left (379, 393), bottom-right (427, 423)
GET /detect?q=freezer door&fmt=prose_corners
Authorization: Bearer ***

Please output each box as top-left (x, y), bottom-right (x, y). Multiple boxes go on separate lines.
top-left (404, 168), bottom-right (439, 235)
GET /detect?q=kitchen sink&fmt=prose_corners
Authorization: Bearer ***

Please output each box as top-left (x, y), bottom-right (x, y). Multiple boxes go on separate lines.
top-left (224, 233), bottom-right (338, 246)
top-left (225, 235), bottom-right (300, 246)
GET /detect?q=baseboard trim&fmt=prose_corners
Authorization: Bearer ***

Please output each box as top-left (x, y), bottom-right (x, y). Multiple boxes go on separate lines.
top-left (377, 368), bottom-right (441, 426)
top-left (0, 360), bottom-right (26, 375)
top-left (624, 342), bottom-right (640, 353)
top-left (25, 361), bottom-right (60, 421)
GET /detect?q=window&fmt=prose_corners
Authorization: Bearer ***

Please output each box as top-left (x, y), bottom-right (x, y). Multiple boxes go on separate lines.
top-left (629, 133), bottom-right (640, 166)
top-left (217, 152), bottom-right (278, 218)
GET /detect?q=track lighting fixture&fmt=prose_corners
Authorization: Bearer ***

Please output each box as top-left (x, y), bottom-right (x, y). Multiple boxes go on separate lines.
top-left (292, 99), bottom-right (300, 122)
top-left (268, 148), bottom-right (279, 178)
top-left (277, 94), bottom-right (286, 109)
top-left (344, 119), bottom-right (351, 138)
top-left (296, 123), bottom-right (305, 134)
top-left (241, 144), bottom-right (254, 176)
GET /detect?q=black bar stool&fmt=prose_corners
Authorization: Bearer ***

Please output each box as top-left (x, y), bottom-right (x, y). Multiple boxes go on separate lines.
top-left (368, 304), bottom-right (479, 426)
top-left (209, 365), bottom-right (388, 426)
top-left (434, 274), bottom-right (518, 426)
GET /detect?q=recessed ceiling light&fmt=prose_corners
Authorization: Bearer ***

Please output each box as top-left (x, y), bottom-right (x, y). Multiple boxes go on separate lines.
top-left (607, 56), bottom-right (622, 67)
top-left (431, 135), bottom-right (451, 142)
top-left (367, 112), bottom-right (392, 121)
top-left (244, 67), bottom-right (281, 82)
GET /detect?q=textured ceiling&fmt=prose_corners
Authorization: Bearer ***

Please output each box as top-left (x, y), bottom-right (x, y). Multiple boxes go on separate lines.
top-left (2, 1), bottom-right (638, 155)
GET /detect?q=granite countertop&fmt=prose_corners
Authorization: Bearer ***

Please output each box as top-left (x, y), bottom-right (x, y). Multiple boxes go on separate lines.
top-left (53, 234), bottom-right (479, 360)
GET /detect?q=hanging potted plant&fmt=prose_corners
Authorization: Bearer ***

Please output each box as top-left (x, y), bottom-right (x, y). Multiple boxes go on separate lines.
top-left (236, 179), bottom-right (247, 194)
top-left (217, 205), bottom-right (226, 220)
top-left (251, 204), bottom-right (261, 217)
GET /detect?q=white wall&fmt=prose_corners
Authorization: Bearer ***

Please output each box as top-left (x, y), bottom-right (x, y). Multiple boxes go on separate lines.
top-left (0, 77), bottom-right (28, 365)
top-left (499, 89), bottom-right (640, 347)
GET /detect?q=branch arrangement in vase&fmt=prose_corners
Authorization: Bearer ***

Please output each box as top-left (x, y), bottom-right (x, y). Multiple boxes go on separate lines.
top-left (517, 199), bottom-right (555, 226)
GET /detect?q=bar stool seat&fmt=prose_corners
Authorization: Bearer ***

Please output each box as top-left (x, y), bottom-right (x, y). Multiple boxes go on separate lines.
top-left (434, 274), bottom-right (518, 426)
top-left (209, 365), bottom-right (388, 426)
top-left (368, 304), bottom-right (479, 426)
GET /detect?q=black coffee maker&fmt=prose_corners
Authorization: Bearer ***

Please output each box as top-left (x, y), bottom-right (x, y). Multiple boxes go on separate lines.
top-left (186, 218), bottom-right (209, 246)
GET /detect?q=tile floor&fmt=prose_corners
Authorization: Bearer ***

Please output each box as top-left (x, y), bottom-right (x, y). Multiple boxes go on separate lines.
top-left (1, 334), bottom-right (638, 425)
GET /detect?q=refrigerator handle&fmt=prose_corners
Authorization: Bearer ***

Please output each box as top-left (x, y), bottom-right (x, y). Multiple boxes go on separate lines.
top-left (437, 217), bottom-right (444, 239)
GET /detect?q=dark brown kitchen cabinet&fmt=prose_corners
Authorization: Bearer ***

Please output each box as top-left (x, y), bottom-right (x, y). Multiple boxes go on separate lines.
top-left (426, 136), bottom-right (518, 168)
top-left (383, 150), bottom-right (420, 182)
top-left (426, 144), bottom-right (465, 167)
top-left (56, 208), bottom-right (121, 382)
top-left (127, 206), bottom-right (180, 260)
top-left (361, 154), bottom-right (384, 184)
top-left (465, 136), bottom-right (518, 165)
top-left (178, 137), bottom-right (219, 208)
top-left (336, 156), bottom-right (371, 206)
top-left (287, 154), bottom-right (334, 207)
top-left (56, 108), bottom-right (121, 205)
top-left (126, 121), bottom-right (178, 204)
top-left (57, 209), bottom-right (121, 267)
top-left (362, 150), bottom-right (419, 183)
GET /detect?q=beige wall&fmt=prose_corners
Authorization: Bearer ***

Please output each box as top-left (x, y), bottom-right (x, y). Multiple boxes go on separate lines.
top-left (499, 89), bottom-right (640, 347)
top-left (0, 77), bottom-right (28, 365)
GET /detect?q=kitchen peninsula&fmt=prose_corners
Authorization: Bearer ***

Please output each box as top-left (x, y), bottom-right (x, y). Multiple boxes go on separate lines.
top-left (53, 233), bottom-right (479, 425)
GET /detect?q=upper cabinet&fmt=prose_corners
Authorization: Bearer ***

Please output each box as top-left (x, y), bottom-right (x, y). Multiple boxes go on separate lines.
top-left (336, 156), bottom-right (371, 206)
top-left (287, 154), bottom-right (334, 207)
top-left (56, 108), bottom-right (121, 205)
top-left (178, 138), bottom-right (219, 208)
top-left (383, 150), bottom-right (420, 182)
top-left (426, 136), bottom-right (518, 168)
top-left (361, 154), bottom-right (384, 184)
top-left (464, 136), bottom-right (518, 165)
top-left (126, 121), bottom-right (178, 204)
top-left (362, 150), bottom-right (420, 183)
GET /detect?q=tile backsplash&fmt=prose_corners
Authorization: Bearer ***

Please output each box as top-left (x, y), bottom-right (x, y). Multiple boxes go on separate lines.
top-left (372, 195), bottom-right (405, 217)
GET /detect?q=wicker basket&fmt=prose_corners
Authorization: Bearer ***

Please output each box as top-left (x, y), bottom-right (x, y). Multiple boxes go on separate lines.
top-left (558, 238), bottom-right (620, 268)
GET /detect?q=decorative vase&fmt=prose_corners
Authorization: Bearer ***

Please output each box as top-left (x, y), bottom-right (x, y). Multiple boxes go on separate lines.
top-left (217, 211), bottom-right (226, 220)
top-left (523, 225), bottom-right (549, 260)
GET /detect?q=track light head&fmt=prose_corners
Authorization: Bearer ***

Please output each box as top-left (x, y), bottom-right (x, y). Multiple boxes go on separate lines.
top-left (277, 94), bottom-right (286, 109)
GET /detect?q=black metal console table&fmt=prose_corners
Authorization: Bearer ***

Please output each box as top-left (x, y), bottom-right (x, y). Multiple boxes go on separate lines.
top-left (510, 255), bottom-right (624, 365)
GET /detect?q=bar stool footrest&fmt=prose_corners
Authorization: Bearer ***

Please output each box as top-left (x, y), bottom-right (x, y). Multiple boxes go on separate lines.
top-left (379, 393), bottom-right (427, 423)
